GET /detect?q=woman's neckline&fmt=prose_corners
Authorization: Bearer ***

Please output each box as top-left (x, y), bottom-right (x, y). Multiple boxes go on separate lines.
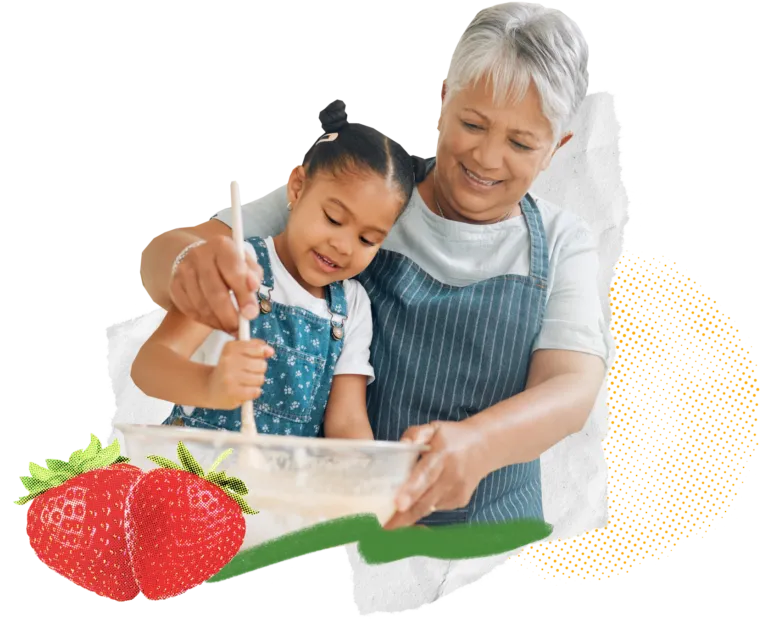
top-left (411, 186), bottom-right (526, 235)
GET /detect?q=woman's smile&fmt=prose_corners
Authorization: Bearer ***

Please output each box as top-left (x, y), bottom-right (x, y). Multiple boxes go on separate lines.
top-left (459, 162), bottom-right (504, 189)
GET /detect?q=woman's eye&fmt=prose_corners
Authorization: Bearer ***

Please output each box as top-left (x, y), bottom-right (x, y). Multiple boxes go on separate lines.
top-left (324, 212), bottom-right (341, 226)
top-left (462, 119), bottom-right (531, 150)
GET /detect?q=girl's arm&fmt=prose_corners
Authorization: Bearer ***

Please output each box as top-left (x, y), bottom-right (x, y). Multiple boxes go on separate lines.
top-left (131, 308), bottom-right (273, 410)
top-left (322, 375), bottom-right (375, 440)
top-left (131, 308), bottom-right (216, 406)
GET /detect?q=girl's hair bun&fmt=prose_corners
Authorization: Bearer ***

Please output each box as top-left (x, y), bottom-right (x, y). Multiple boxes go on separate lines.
top-left (321, 102), bottom-right (349, 135)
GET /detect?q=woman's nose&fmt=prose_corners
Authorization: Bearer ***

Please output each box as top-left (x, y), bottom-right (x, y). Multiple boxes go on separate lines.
top-left (472, 135), bottom-right (504, 172)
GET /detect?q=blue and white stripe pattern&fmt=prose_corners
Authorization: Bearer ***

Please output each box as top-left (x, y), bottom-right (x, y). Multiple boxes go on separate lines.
top-left (356, 191), bottom-right (549, 525)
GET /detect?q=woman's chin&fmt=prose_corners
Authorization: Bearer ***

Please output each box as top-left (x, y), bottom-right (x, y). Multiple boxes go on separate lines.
top-left (448, 192), bottom-right (502, 219)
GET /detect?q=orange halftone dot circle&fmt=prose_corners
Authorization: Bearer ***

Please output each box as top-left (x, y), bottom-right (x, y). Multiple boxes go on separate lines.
top-left (514, 254), bottom-right (759, 579)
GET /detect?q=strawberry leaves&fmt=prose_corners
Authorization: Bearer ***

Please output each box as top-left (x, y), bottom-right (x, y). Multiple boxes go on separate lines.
top-left (148, 442), bottom-right (258, 515)
top-left (146, 456), bottom-right (182, 470)
top-left (207, 448), bottom-right (232, 473)
top-left (177, 444), bottom-right (205, 477)
top-left (15, 435), bottom-right (131, 505)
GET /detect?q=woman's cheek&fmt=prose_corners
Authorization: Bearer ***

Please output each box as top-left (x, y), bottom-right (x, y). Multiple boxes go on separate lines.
top-left (449, 129), bottom-right (473, 157)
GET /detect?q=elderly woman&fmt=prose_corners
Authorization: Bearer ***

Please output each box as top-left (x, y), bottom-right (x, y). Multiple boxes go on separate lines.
top-left (140, 2), bottom-right (608, 530)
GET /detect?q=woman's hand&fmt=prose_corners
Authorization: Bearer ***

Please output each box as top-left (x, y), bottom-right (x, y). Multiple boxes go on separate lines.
top-left (384, 420), bottom-right (490, 530)
top-left (170, 234), bottom-right (263, 334)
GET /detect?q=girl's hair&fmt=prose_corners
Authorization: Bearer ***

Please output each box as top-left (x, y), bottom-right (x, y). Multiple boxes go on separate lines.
top-left (301, 100), bottom-right (416, 213)
top-left (445, 2), bottom-right (589, 141)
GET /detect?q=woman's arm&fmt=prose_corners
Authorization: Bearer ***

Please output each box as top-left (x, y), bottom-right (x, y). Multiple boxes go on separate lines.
top-left (140, 220), bottom-right (262, 332)
top-left (140, 220), bottom-right (228, 311)
top-left (385, 348), bottom-right (605, 529)
top-left (322, 375), bottom-right (375, 440)
top-left (467, 349), bottom-right (605, 469)
top-left (140, 186), bottom-right (292, 332)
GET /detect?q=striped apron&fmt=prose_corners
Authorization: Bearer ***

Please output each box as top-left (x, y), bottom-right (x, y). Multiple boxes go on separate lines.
top-left (356, 190), bottom-right (549, 525)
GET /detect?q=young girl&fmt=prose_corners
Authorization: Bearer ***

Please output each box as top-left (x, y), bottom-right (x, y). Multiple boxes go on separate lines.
top-left (131, 100), bottom-right (415, 439)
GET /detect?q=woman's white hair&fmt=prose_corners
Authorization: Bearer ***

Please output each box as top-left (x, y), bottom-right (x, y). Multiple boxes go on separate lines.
top-left (445, 2), bottom-right (589, 141)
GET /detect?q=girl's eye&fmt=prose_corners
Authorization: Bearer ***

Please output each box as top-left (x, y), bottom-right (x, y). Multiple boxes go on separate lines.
top-left (325, 209), bottom-right (377, 246)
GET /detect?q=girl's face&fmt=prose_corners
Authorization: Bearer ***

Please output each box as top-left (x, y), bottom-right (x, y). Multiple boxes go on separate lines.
top-left (435, 77), bottom-right (570, 222)
top-left (283, 167), bottom-right (403, 292)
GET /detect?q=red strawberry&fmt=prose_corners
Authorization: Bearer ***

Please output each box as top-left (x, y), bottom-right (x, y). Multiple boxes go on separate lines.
top-left (126, 442), bottom-right (257, 600)
top-left (17, 435), bottom-right (143, 601)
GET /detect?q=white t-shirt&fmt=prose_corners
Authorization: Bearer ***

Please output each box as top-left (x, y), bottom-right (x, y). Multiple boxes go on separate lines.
top-left (215, 184), bottom-right (609, 364)
top-left (190, 236), bottom-right (375, 381)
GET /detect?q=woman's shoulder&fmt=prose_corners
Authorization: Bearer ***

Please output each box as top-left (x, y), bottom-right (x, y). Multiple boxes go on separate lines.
top-left (215, 185), bottom-right (290, 238)
top-left (529, 194), bottom-right (597, 253)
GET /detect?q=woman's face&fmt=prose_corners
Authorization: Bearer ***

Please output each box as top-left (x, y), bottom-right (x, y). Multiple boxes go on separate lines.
top-left (435, 77), bottom-right (569, 221)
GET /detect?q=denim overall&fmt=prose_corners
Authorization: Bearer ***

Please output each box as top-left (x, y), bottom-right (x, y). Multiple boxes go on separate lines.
top-left (163, 237), bottom-right (347, 437)
top-left (356, 159), bottom-right (549, 525)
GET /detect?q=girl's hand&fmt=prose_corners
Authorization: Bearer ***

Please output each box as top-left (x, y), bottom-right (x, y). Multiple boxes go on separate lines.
top-left (384, 421), bottom-right (490, 530)
top-left (205, 339), bottom-right (274, 410)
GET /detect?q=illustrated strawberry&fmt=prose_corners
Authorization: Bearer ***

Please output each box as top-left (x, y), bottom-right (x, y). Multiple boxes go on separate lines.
top-left (125, 442), bottom-right (257, 600)
top-left (16, 434), bottom-right (143, 601)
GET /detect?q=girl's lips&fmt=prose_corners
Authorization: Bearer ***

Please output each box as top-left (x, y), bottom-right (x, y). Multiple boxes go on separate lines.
top-left (312, 250), bottom-right (339, 273)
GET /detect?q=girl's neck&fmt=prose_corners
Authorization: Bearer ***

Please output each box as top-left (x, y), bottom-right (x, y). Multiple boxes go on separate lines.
top-left (272, 233), bottom-right (325, 299)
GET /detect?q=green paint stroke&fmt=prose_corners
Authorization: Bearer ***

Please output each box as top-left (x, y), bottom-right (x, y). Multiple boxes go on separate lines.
top-left (208, 514), bottom-right (552, 582)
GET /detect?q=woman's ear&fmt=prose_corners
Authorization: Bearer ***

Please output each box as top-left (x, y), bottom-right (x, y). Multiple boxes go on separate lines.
top-left (435, 79), bottom-right (445, 134)
top-left (540, 132), bottom-right (574, 170)
top-left (286, 165), bottom-right (307, 208)
top-left (556, 132), bottom-right (574, 150)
